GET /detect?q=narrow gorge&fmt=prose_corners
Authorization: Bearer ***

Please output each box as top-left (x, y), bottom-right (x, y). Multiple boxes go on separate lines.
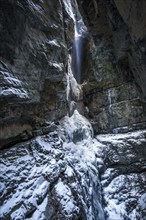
top-left (0, 0), bottom-right (146, 219)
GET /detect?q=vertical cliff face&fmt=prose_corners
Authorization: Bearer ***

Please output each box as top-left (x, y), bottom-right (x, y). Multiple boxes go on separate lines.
top-left (0, 0), bottom-right (67, 148)
top-left (0, 0), bottom-right (146, 220)
top-left (78, 0), bottom-right (146, 134)
top-left (114, 0), bottom-right (146, 97)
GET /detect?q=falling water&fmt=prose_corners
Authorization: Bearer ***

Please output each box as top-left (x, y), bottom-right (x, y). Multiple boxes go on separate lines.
top-left (63, 0), bottom-right (87, 117)
top-left (63, 0), bottom-right (88, 85)
top-left (72, 22), bottom-right (87, 84)
top-left (74, 23), bottom-right (81, 84)
top-left (63, 1), bottom-right (106, 220)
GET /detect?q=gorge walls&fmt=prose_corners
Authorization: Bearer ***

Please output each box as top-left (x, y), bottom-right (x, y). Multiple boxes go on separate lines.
top-left (1, 0), bottom-right (146, 148)
top-left (0, 0), bottom-right (146, 219)
top-left (0, 0), bottom-right (67, 148)
top-left (78, 0), bottom-right (146, 134)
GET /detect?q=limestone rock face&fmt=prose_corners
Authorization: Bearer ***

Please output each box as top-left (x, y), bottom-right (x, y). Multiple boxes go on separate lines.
top-left (114, 0), bottom-right (146, 100)
top-left (79, 0), bottom-right (146, 133)
top-left (0, 0), bottom-right (68, 148)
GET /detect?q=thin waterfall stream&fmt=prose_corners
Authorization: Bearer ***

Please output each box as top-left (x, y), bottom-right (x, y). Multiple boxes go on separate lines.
top-left (62, 0), bottom-right (105, 219)
top-left (72, 22), bottom-right (83, 84)
top-left (65, 1), bottom-right (88, 117)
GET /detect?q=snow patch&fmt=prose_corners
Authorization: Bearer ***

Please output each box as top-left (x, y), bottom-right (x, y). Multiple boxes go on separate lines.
top-left (55, 179), bottom-right (79, 215)
top-left (0, 87), bottom-right (28, 99)
top-left (49, 62), bottom-right (64, 71)
top-left (97, 130), bottom-right (146, 143)
top-left (46, 40), bottom-right (60, 47)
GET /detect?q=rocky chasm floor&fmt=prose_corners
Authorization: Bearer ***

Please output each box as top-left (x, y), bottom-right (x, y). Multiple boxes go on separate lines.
top-left (0, 114), bottom-right (146, 220)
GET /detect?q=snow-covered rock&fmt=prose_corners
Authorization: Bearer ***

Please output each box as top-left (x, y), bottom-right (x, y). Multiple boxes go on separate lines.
top-left (97, 130), bottom-right (146, 220)
top-left (60, 110), bottom-right (93, 143)
top-left (0, 128), bottom-right (104, 220)
top-left (0, 124), bottom-right (145, 219)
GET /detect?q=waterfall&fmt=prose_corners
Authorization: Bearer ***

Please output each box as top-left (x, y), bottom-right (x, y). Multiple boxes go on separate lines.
top-left (72, 22), bottom-right (85, 84)
top-left (72, 17), bottom-right (88, 85)
top-left (74, 23), bottom-right (81, 84)
top-left (63, 0), bottom-right (88, 85)
top-left (62, 1), bottom-right (105, 220)
top-left (63, 0), bottom-right (88, 117)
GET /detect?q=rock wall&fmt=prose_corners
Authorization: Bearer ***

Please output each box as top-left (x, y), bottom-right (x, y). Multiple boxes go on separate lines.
top-left (79, 0), bottom-right (146, 133)
top-left (1, 0), bottom-right (146, 148)
top-left (0, 0), bottom-right (68, 148)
